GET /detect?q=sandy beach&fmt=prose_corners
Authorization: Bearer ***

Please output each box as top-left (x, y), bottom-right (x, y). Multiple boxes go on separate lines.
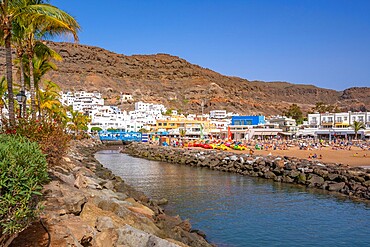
top-left (244, 146), bottom-right (370, 167)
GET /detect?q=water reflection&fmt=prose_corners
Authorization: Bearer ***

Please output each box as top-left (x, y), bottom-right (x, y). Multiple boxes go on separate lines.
top-left (95, 150), bottom-right (370, 247)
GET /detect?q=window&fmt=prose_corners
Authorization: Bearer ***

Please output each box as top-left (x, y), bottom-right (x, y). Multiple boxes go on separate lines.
top-left (158, 123), bottom-right (162, 126)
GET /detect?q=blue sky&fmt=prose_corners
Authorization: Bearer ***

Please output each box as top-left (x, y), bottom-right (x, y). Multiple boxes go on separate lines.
top-left (52, 0), bottom-right (370, 91)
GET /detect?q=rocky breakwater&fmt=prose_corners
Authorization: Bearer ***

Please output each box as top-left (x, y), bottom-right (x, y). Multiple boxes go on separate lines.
top-left (11, 139), bottom-right (212, 247)
top-left (124, 143), bottom-right (370, 201)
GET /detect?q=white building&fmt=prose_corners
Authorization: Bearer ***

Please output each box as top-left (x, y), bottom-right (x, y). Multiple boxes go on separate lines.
top-left (308, 111), bottom-right (370, 128)
top-left (88, 106), bottom-right (147, 132)
top-left (120, 93), bottom-right (133, 103)
top-left (61, 91), bottom-right (75, 106)
top-left (134, 101), bottom-right (166, 114)
top-left (61, 91), bottom-right (104, 114)
top-left (88, 106), bottom-right (129, 131)
top-left (210, 110), bottom-right (227, 119)
top-left (269, 116), bottom-right (298, 133)
top-left (302, 111), bottom-right (370, 140)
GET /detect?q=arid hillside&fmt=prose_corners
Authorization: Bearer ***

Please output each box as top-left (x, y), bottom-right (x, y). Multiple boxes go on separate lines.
top-left (1, 42), bottom-right (369, 115)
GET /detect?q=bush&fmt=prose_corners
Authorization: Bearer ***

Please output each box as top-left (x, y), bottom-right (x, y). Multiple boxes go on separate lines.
top-left (91, 127), bottom-right (102, 132)
top-left (0, 135), bottom-right (49, 246)
top-left (6, 119), bottom-right (71, 167)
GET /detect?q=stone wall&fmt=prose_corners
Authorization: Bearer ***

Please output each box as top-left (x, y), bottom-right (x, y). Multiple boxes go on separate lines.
top-left (124, 143), bottom-right (370, 201)
top-left (11, 140), bottom-right (211, 247)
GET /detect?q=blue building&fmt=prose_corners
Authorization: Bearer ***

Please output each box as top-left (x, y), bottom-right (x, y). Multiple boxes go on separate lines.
top-left (231, 116), bottom-right (265, 126)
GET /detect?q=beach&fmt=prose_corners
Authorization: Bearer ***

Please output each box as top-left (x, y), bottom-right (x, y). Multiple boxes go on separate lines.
top-left (247, 146), bottom-right (370, 167)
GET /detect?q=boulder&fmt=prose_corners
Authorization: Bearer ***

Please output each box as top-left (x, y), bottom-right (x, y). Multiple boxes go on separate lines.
top-left (43, 181), bottom-right (87, 216)
top-left (328, 182), bottom-right (346, 191)
top-left (282, 176), bottom-right (294, 183)
top-left (307, 174), bottom-right (325, 187)
top-left (264, 171), bottom-right (277, 179)
top-left (47, 214), bottom-right (96, 247)
top-left (327, 173), bottom-right (339, 181)
top-left (297, 173), bottom-right (307, 184)
top-left (96, 216), bottom-right (115, 231)
top-left (93, 229), bottom-right (118, 247)
top-left (274, 159), bottom-right (285, 168)
top-left (116, 225), bottom-right (181, 247)
top-left (51, 170), bottom-right (76, 186)
top-left (101, 180), bottom-right (115, 190)
top-left (74, 173), bottom-right (103, 190)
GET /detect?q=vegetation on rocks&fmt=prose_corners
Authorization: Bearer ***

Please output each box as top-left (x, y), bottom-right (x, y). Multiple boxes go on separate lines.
top-left (0, 135), bottom-right (48, 247)
top-left (10, 118), bottom-right (71, 167)
top-left (0, 1), bottom-right (81, 246)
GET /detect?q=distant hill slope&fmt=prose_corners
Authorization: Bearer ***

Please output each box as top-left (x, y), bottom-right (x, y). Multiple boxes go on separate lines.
top-left (1, 41), bottom-right (369, 115)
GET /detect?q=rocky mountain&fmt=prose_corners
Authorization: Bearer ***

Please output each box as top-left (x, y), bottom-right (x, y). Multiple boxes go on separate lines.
top-left (1, 41), bottom-right (369, 115)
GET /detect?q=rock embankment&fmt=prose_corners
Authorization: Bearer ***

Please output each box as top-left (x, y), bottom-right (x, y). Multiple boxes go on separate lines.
top-left (124, 143), bottom-right (370, 201)
top-left (12, 139), bottom-right (212, 247)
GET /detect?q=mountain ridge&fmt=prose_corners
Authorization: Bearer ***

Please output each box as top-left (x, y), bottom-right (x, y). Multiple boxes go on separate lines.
top-left (1, 41), bottom-right (369, 115)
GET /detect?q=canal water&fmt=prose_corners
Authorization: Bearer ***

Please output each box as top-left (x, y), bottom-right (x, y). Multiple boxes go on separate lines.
top-left (95, 150), bottom-right (370, 247)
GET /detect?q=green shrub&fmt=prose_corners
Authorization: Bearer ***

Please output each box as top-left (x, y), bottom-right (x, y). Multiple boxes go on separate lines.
top-left (0, 134), bottom-right (49, 246)
top-left (91, 127), bottom-right (102, 132)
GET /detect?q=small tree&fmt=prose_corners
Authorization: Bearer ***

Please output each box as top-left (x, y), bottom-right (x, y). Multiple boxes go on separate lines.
top-left (283, 104), bottom-right (304, 124)
top-left (67, 110), bottom-right (91, 137)
top-left (310, 102), bottom-right (340, 113)
top-left (91, 127), bottom-right (102, 132)
top-left (164, 109), bottom-right (173, 115)
top-left (179, 128), bottom-right (186, 145)
top-left (138, 128), bottom-right (149, 133)
top-left (351, 120), bottom-right (365, 140)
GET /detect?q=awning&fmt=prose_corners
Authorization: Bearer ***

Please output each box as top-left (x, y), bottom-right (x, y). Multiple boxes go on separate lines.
top-left (279, 132), bottom-right (293, 135)
top-left (254, 132), bottom-right (278, 136)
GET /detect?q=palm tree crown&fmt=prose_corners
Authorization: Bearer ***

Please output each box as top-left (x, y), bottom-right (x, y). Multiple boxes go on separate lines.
top-left (351, 120), bottom-right (366, 140)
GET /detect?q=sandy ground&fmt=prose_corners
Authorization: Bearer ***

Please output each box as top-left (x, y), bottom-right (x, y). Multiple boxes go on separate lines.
top-left (240, 146), bottom-right (370, 167)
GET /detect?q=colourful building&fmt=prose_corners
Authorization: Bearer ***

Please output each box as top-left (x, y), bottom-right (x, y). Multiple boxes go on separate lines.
top-left (231, 116), bottom-right (265, 126)
top-left (155, 117), bottom-right (213, 138)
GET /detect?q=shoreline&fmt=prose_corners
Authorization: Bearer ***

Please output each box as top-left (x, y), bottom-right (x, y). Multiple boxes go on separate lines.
top-left (123, 142), bottom-right (370, 202)
top-left (11, 139), bottom-right (212, 247)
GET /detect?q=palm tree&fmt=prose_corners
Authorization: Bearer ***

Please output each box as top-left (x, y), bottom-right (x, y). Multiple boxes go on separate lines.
top-left (0, 76), bottom-right (8, 117)
top-left (0, 0), bottom-right (80, 124)
top-left (179, 128), bottom-right (186, 146)
top-left (68, 109), bottom-right (91, 136)
top-left (12, 18), bottom-right (28, 117)
top-left (0, 0), bottom-right (18, 126)
top-left (351, 120), bottom-right (366, 140)
top-left (38, 80), bottom-right (63, 120)
top-left (21, 0), bottom-right (79, 119)
top-left (31, 42), bottom-right (61, 118)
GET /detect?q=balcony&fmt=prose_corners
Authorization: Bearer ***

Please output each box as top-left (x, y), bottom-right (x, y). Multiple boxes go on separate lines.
top-left (321, 121), bottom-right (333, 125)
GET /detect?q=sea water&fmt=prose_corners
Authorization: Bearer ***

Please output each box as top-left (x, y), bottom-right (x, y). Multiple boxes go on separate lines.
top-left (95, 150), bottom-right (370, 247)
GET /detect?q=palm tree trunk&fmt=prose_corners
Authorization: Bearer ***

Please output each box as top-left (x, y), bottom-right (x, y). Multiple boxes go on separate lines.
top-left (28, 53), bottom-right (36, 120)
top-left (4, 24), bottom-right (16, 126)
top-left (37, 86), bottom-right (42, 121)
top-left (19, 54), bottom-right (27, 117)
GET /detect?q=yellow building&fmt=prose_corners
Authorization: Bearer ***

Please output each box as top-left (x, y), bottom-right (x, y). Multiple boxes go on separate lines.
top-left (155, 117), bottom-right (213, 137)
